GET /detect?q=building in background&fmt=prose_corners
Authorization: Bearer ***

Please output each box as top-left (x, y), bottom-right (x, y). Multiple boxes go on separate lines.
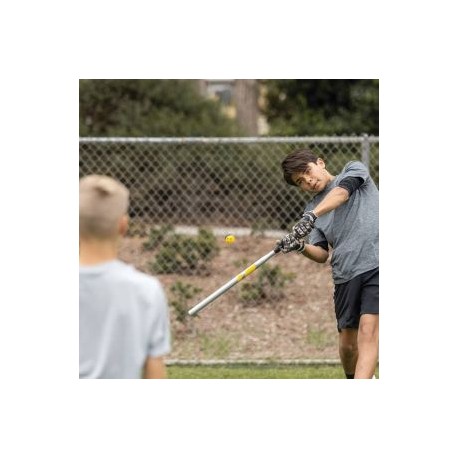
top-left (197, 79), bottom-right (268, 135)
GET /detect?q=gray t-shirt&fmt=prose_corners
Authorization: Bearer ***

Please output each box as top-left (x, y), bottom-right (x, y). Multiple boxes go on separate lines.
top-left (305, 161), bottom-right (379, 284)
top-left (79, 260), bottom-right (171, 379)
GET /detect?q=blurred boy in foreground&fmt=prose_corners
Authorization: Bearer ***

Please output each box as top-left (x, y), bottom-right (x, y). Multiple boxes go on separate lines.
top-left (79, 175), bottom-right (171, 379)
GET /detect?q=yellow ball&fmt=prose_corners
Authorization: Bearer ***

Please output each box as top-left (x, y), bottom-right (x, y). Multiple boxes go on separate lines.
top-left (225, 235), bottom-right (236, 244)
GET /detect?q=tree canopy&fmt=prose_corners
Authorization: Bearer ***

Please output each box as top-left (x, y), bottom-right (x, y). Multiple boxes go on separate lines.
top-left (261, 80), bottom-right (379, 136)
top-left (80, 79), bottom-right (379, 137)
top-left (79, 80), bottom-right (241, 137)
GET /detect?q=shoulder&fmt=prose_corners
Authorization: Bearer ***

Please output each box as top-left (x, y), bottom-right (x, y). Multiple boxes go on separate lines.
top-left (113, 261), bottom-right (163, 292)
top-left (123, 266), bottom-right (169, 312)
top-left (342, 161), bottom-right (367, 173)
top-left (128, 266), bottom-right (163, 292)
top-left (337, 161), bottom-right (370, 183)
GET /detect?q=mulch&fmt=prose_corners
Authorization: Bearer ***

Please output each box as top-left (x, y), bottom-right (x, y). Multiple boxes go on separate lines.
top-left (119, 235), bottom-right (339, 361)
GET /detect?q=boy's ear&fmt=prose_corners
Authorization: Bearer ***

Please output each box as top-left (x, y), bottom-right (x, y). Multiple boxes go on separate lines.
top-left (317, 158), bottom-right (326, 168)
top-left (119, 215), bottom-right (129, 236)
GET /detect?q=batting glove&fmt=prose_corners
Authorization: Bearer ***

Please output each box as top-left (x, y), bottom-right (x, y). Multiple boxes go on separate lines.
top-left (277, 233), bottom-right (305, 254)
top-left (292, 211), bottom-right (317, 240)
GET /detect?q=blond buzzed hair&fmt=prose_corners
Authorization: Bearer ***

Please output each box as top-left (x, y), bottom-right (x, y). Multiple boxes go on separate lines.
top-left (79, 175), bottom-right (129, 239)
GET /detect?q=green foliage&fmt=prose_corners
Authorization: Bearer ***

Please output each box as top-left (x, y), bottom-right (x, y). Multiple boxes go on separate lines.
top-left (79, 79), bottom-right (241, 137)
top-left (196, 228), bottom-right (219, 260)
top-left (261, 79), bottom-right (379, 135)
top-left (79, 80), bottom-right (379, 231)
top-left (169, 281), bottom-right (202, 324)
top-left (239, 265), bottom-right (295, 306)
top-left (142, 224), bottom-right (174, 251)
top-left (150, 228), bottom-right (219, 275)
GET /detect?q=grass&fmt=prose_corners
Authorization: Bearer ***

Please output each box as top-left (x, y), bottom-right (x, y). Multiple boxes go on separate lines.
top-left (167, 364), bottom-right (380, 379)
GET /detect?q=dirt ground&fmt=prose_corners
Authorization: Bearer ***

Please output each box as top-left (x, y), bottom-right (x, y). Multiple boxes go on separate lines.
top-left (119, 235), bottom-right (340, 361)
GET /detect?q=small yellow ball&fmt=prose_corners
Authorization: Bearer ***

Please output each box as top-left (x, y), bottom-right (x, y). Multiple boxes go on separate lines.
top-left (225, 235), bottom-right (236, 244)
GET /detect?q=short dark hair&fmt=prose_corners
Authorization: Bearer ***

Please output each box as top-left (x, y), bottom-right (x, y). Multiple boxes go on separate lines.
top-left (281, 148), bottom-right (319, 186)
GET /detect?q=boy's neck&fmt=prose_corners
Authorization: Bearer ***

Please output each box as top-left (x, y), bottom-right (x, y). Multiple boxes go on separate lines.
top-left (79, 237), bottom-right (119, 266)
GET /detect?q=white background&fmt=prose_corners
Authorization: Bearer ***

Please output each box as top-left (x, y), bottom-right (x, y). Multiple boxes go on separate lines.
top-left (1, 1), bottom-right (457, 457)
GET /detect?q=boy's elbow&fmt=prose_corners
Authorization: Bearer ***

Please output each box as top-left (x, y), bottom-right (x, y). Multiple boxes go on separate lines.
top-left (318, 249), bottom-right (329, 263)
top-left (337, 187), bottom-right (350, 202)
top-left (303, 245), bottom-right (329, 263)
top-left (311, 249), bottom-right (329, 263)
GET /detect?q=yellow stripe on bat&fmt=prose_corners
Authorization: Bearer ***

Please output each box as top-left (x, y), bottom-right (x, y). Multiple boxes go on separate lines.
top-left (236, 264), bottom-right (257, 282)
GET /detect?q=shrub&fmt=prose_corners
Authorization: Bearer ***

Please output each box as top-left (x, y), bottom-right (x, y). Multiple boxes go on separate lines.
top-left (142, 224), bottom-right (174, 251)
top-left (150, 228), bottom-right (219, 275)
top-left (169, 281), bottom-right (202, 324)
top-left (196, 228), bottom-right (219, 261)
top-left (239, 264), bottom-right (295, 306)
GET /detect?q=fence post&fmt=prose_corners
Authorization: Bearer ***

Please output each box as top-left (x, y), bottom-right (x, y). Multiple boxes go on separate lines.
top-left (361, 134), bottom-right (370, 169)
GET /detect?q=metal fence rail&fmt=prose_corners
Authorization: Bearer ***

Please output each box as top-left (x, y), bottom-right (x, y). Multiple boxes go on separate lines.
top-left (79, 136), bottom-right (379, 234)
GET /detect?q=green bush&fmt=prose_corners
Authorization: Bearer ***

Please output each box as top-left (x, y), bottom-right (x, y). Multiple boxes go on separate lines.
top-left (169, 281), bottom-right (202, 324)
top-left (150, 228), bottom-right (219, 275)
top-left (196, 228), bottom-right (219, 260)
top-left (142, 224), bottom-right (174, 251)
top-left (239, 264), bottom-right (295, 306)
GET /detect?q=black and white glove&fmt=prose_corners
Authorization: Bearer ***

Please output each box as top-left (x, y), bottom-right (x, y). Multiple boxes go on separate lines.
top-left (292, 211), bottom-right (317, 240)
top-left (277, 233), bottom-right (305, 254)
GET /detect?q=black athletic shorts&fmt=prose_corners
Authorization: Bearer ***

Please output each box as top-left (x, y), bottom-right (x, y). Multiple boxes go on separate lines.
top-left (334, 267), bottom-right (379, 332)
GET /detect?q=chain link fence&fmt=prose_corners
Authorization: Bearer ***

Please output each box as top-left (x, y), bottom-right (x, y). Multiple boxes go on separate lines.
top-left (80, 136), bottom-right (379, 359)
top-left (79, 136), bottom-right (379, 235)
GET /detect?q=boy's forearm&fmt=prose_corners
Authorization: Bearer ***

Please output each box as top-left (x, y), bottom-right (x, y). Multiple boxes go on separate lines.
top-left (301, 244), bottom-right (329, 263)
top-left (312, 187), bottom-right (349, 217)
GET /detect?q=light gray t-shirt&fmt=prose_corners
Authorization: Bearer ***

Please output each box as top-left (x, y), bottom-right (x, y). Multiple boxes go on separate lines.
top-left (305, 161), bottom-right (379, 284)
top-left (79, 260), bottom-right (171, 379)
